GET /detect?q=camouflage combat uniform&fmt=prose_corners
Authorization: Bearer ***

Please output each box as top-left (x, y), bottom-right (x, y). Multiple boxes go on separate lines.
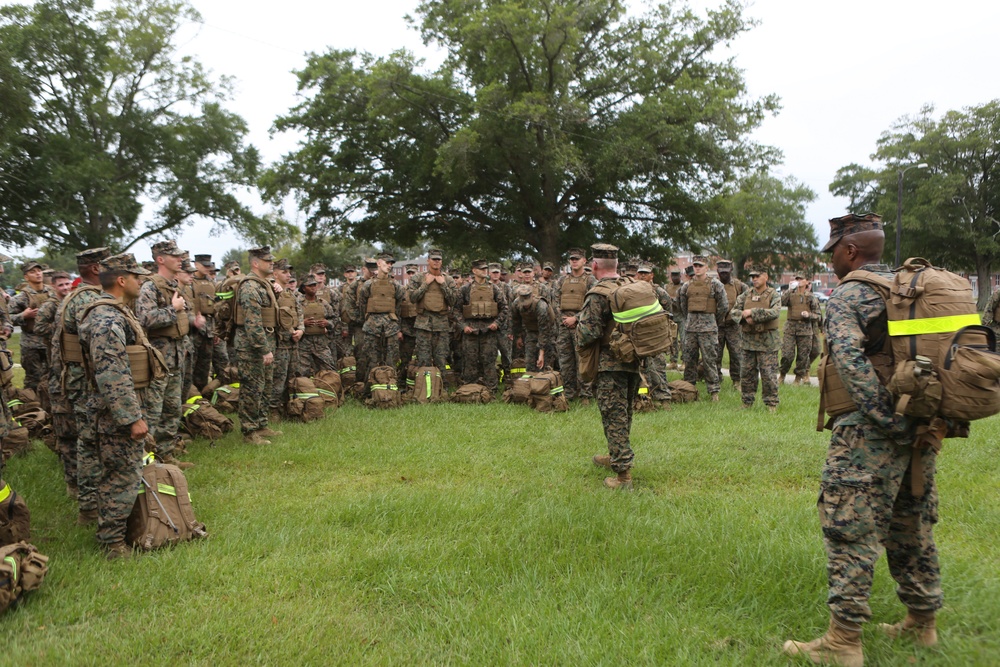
top-left (981, 287), bottom-right (1000, 338)
top-left (576, 277), bottom-right (640, 473)
top-left (717, 277), bottom-right (749, 387)
top-left (780, 289), bottom-right (823, 382)
top-left (272, 286), bottom-right (304, 412)
top-left (455, 278), bottom-right (508, 391)
top-left (9, 283), bottom-right (56, 390)
top-left (357, 275), bottom-right (405, 378)
top-left (640, 282), bottom-right (674, 402)
top-left (398, 294), bottom-right (418, 387)
top-left (664, 279), bottom-right (684, 366)
top-left (678, 275), bottom-right (729, 395)
top-left (298, 295), bottom-right (337, 377)
top-left (818, 263), bottom-right (941, 624)
top-left (409, 274), bottom-right (459, 374)
top-left (492, 277), bottom-right (514, 381)
top-left (552, 271), bottom-right (597, 399)
top-left (730, 283), bottom-right (781, 407)
top-left (317, 284), bottom-right (342, 368)
top-left (338, 278), bottom-right (361, 360)
top-left (37, 292), bottom-right (77, 491)
top-left (190, 274), bottom-right (219, 390)
top-left (511, 291), bottom-right (555, 373)
top-left (79, 295), bottom-right (151, 546)
top-left (234, 274), bottom-right (277, 435)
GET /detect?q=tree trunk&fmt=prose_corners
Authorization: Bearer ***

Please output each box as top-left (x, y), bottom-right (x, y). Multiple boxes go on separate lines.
top-left (976, 258), bottom-right (992, 310)
top-left (537, 215), bottom-right (561, 269)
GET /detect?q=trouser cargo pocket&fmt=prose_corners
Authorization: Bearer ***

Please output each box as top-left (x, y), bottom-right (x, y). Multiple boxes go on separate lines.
top-left (818, 467), bottom-right (875, 543)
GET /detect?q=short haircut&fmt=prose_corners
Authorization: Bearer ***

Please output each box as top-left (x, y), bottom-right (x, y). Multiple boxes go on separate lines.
top-left (594, 258), bottom-right (617, 272)
top-left (99, 271), bottom-right (126, 289)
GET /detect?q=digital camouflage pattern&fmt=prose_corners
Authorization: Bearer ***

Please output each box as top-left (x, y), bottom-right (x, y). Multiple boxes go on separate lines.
top-left (234, 275), bottom-right (276, 434)
top-left (678, 276), bottom-right (729, 394)
top-left (272, 289), bottom-right (304, 412)
top-left (511, 294), bottom-right (553, 371)
top-left (820, 263), bottom-right (941, 624)
top-left (9, 284), bottom-right (56, 390)
top-left (981, 287), bottom-right (1000, 338)
top-left (780, 289), bottom-right (824, 381)
top-left (455, 279), bottom-right (508, 389)
top-left (409, 273), bottom-right (460, 373)
top-left (551, 272), bottom-right (597, 399)
top-left (731, 286), bottom-right (781, 407)
top-left (717, 278), bottom-right (748, 387)
top-left (357, 277), bottom-right (405, 378)
top-left (298, 296), bottom-right (337, 377)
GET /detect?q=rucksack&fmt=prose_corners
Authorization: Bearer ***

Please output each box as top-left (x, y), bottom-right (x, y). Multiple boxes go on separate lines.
top-left (667, 380), bottom-right (699, 403)
top-left (313, 370), bottom-right (344, 406)
top-left (1, 425), bottom-right (31, 463)
top-left (7, 388), bottom-right (41, 417)
top-left (510, 370), bottom-right (567, 413)
top-left (366, 366), bottom-right (402, 409)
top-left (410, 366), bottom-right (446, 404)
top-left (508, 358), bottom-right (528, 380)
top-left (339, 356), bottom-right (357, 388)
top-left (819, 257), bottom-right (1000, 428)
top-left (207, 382), bottom-right (240, 413)
top-left (126, 459), bottom-right (207, 551)
top-left (212, 275), bottom-right (244, 344)
top-left (451, 383), bottom-right (494, 404)
top-left (15, 409), bottom-right (50, 441)
top-left (633, 378), bottom-right (657, 413)
top-left (608, 279), bottom-right (675, 363)
top-left (286, 377), bottom-right (326, 422)
top-left (0, 481), bottom-right (30, 547)
top-left (0, 541), bottom-right (49, 614)
top-left (182, 396), bottom-right (234, 444)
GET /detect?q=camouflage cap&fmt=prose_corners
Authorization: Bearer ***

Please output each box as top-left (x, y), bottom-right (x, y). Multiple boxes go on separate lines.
top-left (636, 260), bottom-right (654, 273)
top-left (301, 274), bottom-right (319, 287)
top-left (150, 240), bottom-right (186, 257)
top-left (310, 262), bottom-right (327, 273)
top-left (21, 260), bottom-right (43, 273)
top-left (691, 255), bottom-right (709, 266)
top-left (101, 252), bottom-right (151, 276)
top-left (566, 247), bottom-right (586, 260)
top-left (76, 247), bottom-right (112, 265)
top-left (342, 264), bottom-right (356, 273)
top-left (50, 271), bottom-right (71, 281)
top-left (488, 262), bottom-right (502, 272)
top-left (376, 252), bottom-right (395, 264)
top-left (670, 268), bottom-right (681, 275)
top-left (363, 257), bottom-right (377, 269)
top-left (181, 260), bottom-right (197, 273)
top-left (471, 259), bottom-right (489, 270)
top-left (583, 266), bottom-right (592, 274)
top-left (716, 259), bottom-right (733, 271)
top-left (684, 265), bottom-right (694, 276)
top-left (142, 260), bottom-right (157, 272)
top-left (591, 243), bottom-right (618, 259)
top-left (822, 212), bottom-right (883, 252)
top-left (194, 254), bottom-right (212, 265)
top-left (747, 264), bottom-right (769, 276)
top-left (224, 260), bottom-right (241, 272)
top-left (273, 258), bottom-right (293, 271)
top-left (449, 268), bottom-right (461, 277)
top-left (519, 263), bottom-right (535, 273)
top-left (427, 248), bottom-right (443, 260)
top-left (542, 262), bottom-right (554, 271)
top-left (515, 284), bottom-right (533, 298)
top-left (405, 263), bottom-right (418, 273)
top-left (248, 246), bottom-right (274, 261)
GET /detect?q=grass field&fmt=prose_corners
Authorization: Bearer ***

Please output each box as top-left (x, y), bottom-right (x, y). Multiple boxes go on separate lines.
top-left (2, 374), bottom-right (998, 666)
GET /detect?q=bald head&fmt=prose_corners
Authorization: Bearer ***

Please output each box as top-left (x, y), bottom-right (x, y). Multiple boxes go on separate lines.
top-left (830, 229), bottom-right (885, 278)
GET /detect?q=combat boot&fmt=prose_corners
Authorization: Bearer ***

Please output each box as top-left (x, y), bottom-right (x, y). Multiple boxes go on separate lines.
top-left (104, 541), bottom-right (132, 561)
top-left (257, 427), bottom-right (283, 438)
top-left (269, 410), bottom-right (284, 424)
top-left (161, 454), bottom-right (195, 470)
top-left (77, 509), bottom-right (98, 526)
top-left (603, 470), bottom-right (632, 490)
top-left (768, 405), bottom-right (778, 414)
top-left (878, 610), bottom-right (937, 647)
top-left (592, 454), bottom-right (612, 468)
top-left (580, 398), bottom-right (591, 407)
top-left (659, 400), bottom-right (672, 411)
top-left (780, 373), bottom-right (787, 384)
top-left (243, 431), bottom-right (271, 445)
top-left (711, 393), bottom-right (720, 403)
top-left (783, 615), bottom-right (863, 667)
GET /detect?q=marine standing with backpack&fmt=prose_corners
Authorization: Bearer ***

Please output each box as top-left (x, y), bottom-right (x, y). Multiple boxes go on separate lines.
top-left (784, 214), bottom-right (942, 666)
top-left (576, 244), bottom-right (640, 490)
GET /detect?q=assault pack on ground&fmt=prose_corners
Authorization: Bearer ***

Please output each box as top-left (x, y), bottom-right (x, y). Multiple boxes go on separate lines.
top-left (287, 377), bottom-right (326, 422)
top-left (408, 366), bottom-right (446, 404)
top-left (366, 366), bottom-right (403, 409)
top-left (313, 369), bottom-right (344, 406)
top-left (127, 456), bottom-right (207, 551)
top-left (452, 383), bottom-right (494, 404)
top-left (0, 541), bottom-right (49, 615)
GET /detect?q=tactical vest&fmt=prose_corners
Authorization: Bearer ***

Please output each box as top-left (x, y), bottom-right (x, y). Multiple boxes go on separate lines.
top-left (787, 292), bottom-right (812, 321)
top-left (366, 277), bottom-right (396, 314)
top-left (80, 299), bottom-right (167, 390)
top-left (146, 274), bottom-right (190, 339)
top-left (303, 300), bottom-right (327, 335)
top-left (462, 282), bottom-right (499, 319)
top-left (519, 298), bottom-right (541, 332)
top-left (740, 288), bottom-right (780, 333)
top-left (234, 274), bottom-right (277, 329)
top-left (723, 283), bottom-right (740, 314)
top-left (686, 279), bottom-right (716, 313)
top-left (665, 282), bottom-right (680, 300)
top-left (339, 280), bottom-right (356, 323)
top-left (400, 295), bottom-right (418, 319)
top-left (419, 278), bottom-right (448, 314)
top-left (192, 278), bottom-right (216, 316)
top-left (275, 289), bottom-right (299, 332)
top-left (59, 284), bottom-right (102, 364)
top-left (559, 276), bottom-right (588, 312)
top-left (19, 288), bottom-right (50, 333)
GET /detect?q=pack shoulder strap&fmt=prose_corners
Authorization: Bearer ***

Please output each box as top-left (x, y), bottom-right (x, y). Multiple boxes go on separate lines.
top-left (80, 299), bottom-right (168, 379)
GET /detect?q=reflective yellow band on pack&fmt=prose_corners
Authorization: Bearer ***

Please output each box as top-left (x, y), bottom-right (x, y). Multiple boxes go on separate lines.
top-left (371, 384), bottom-right (398, 391)
top-left (339, 366), bottom-right (356, 373)
top-left (4, 556), bottom-right (17, 583)
top-left (216, 387), bottom-right (232, 395)
top-left (186, 396), bottom-right (202, 404)
top-left (157, 483), bottom-right (176, 496)
top-left (887, 313), bottom-right (981, 336)
top-left (638, 387), bottom-right (649, 395)
top-left (293, 393), bottom-right (320, 400)
top-left (183, 404), bottom-right (200, 417)
top-left (216, 291), bottom-right (234, 300)
top-left (406, 379), bottom-right (415, 386)
top-left (0, 483), bottom-right (10, 503)
top-left (7, 399), bottom-right (22, 408)
top-left (512, 367), bottom-right (526, 374)
top-left (317, 389), bottom-right (337, 397)
top-left (142, 452), bottom-right (156, 466)
top-left (550, 385), bottom-right (564, 395)
top-left (425, 373), bottom-right (432, 399)
top-left (613, 301), bottom-right (663, 324)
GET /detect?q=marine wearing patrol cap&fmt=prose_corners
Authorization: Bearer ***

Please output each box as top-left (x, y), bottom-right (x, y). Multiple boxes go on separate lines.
top-left (342, 264), bottom-right (356, 273)
top-left (364, 257), bottom-right (378, 270)
top-left (747, 264), bottom-right (768, 276)
top-left (716, 259), bottom-right (733, 271)
top-left (376, 253), bottom-right (395, 264)
top-left (821, 212), bottom-right (883, 252)
top-left (301, 274), bottom-right (318, 287)
top-left (273, 258), bottom-right (293, 271)
top-left (142, 260), bottom-right (157, 273)
top-left (21, 260), bottom-right (43, 273)
top-left (670, 268), bottom-right (681, 275)
top-left (567, 247), bottom-right (586, 260)
top-left (636, 260), bottom-right (654, 274)
top-left (150, 240), bottom-right (186, 257)
top-left (471, 259), bottom-right (489, 270)
top-left (248, 246), bottom-right (274, 261)
top-left (427, 248), bottom-right (444, 260)
top-left (487, 262), bottom-right (502, 273)
top-left (100, 253), bottom-right (152, 275)
top-left (76, 247), bottom-right (112, 265)
top-left (590, 243), bottom-right (619, 259)
top-left (194, 254), bottom-right (213, 265)
top-left (405, 263), bottom-right (418, 275)
top-left (691, 255), bottom-right (709, 266)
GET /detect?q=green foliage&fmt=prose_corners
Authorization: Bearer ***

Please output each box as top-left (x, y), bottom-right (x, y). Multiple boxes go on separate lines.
top-left (264, 0), bottom-right (780, 267)
top-left (2, 386), bottom-right (999, 663)
top-left (0, 0), bottom-right (269, 252)
top-left (829, 101), bottom-right (1000, 306)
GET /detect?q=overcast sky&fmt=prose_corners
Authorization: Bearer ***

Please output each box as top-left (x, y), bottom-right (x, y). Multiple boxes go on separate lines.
top-left (9, 0), bottom-right (1000, 261)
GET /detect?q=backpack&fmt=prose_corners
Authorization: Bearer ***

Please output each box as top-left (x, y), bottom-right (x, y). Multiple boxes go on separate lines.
top-left (182, 396), bottom-right (234, 444)
top-left (313, 370), bottom-right (344, 406)
top-left (608, 279), bottom-right (675, 363)
top-left (516, 370), bottom-right (568, 413)
top-left (207, 383), bottom-right (240, 413)
top-left (0, 482), bottom-right (30, 547)
top-left (0, 541), bottom-right (49, 614)
top-left (410, 366), bottom-right (446, 404)
top-left (1, 425), bottom-right (31, 463)
top-left (7, 388), bottom-right (41, 417)
top-left (126, 460), bottom-right (207, 551)
top-left (366, 366), bottom-right (402, 409)
top-left (508, 358), bottom-right (528, 380)
top-left (633, 377), bottom-right (657, 413)
top-left (443, 367), bottom-right (461, 391)
top-left (451, 383), bottom-right (494, 404)
top-left (212, 275), bottom-right (244, 344)
top-left (339, 356), bottom-right (357, 387)
top-left (819, 258), bottom-right (1000, 427)
top-left (15, 409), bottom-right (50, 441)
top-left (667, 380), bottom-right (699, 403)
top-left (286, 377), bottom-right (326, 422)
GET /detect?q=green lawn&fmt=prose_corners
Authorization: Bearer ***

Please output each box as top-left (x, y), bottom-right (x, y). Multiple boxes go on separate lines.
top-left (2, 375), bottom-right (998, 665)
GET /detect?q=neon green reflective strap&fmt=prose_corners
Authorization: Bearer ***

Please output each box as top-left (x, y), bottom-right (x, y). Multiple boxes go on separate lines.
top-left (293, 393), bottom-right (320, 399)
top-left (339, 366), bottom-right (356, 374)
top-left (550, 385), bottom-right (564, 395)
top-left (157, 483), bottom-right (176, 496)
top-left (512, 367), bottom-right (526, 374)
top-left (231, 383), bottom-right (240, 388)
top-left (183, 404), bottom-right (200, 417)
top-left (613, 301), bottom-right (663, 324)
top-left (185, 396), bottom-right (202, 404)
top-left (4, 555), bottom-right (17, 584)
top-left (425, 372), bottom-right (432, 399)
top-left (143, 452), bottom-right (156, 466)
top-left (406, 378), bottom-right (415, 386)
top-left (0, 483), bottom-right (10, 503)
top-left (217, 386), bottom-right (232, 395)
top-left (638, 387), bottom-right (649, 395)
top-left (216, 291), bottom-right (234, 300)
top-left (317, 389), bottom-right (337, 397)
top-left (887, 313), bottom-right (981, 336)
top-left (7, 399), bottom-right (22, 408)
top-left (371, 384), bottom-right (398, 391)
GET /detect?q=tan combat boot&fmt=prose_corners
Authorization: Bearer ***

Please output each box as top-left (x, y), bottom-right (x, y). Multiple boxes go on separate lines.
top-left (783, 615), bottom-right (863, 667)
top-left (878, 610), bottom-right (937, 647)
top-left (768, 405), bottom-right (778, 414)
top-left (104, 541), bottom-right (132, 561)
top-left (780, 373), bottom-right (787, 384)
top-left (711, 393), bottom-right (720, 403)
top-left (257, 427), bottom-right (283, 437)
top-left (659, 400), bottom-right (672, 411)
top-left (77, 509), bottom-right (98, 526)
top-left (603, 470), bottom-right (633, 490)
top-left (592, 454), bottom-right (612, 469)
top-left (243, 431), bottom-right (271, 445)
top-left (161, 454), bottom-right (195, 470)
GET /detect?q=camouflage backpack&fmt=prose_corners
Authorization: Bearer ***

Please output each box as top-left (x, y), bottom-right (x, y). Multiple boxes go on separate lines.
top-left (409, 366), bottom-right (446, 404)
top-left (451, 383), bottom-right (494, 404)
top-left (0, 541), bottom-right (49, 614)
top-left (339, 356), bottom-right (357, 387)
top-left (0, 481), bottom-right (30, 547)
top-left (126, 456), bottom-right (207, 551)
top-left (667, 380), bottom-right (699, 403)
top-left (287, 377), bottom-right (326, 422)
top-left (182, 396), bottom-right (234, 444)
top-left (1, 425), bottom-right (31, 463)
top-left (366, 366), bottom-right (402, 409)
top-left (313, 369), bottom-right (344, 406)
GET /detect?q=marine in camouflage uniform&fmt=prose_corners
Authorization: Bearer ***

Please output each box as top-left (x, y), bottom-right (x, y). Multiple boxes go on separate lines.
top-left (455, 260), bottom-right (508, 391)
top-left (357, 254), bottom-right (406, 383)
top-left (298, 275), bottom-right (338, 377)
top-left (677, 256), bottom-right (729, 399)
top-left (8, 261), bottom-right (56, 391)
top-left (190, 254), bottom-right (220, 391)
top-left (271, 259), bottom-right (304, 415)
top-left (336, 265), bottom-right (359, 360)
top-left (78, 253), bottom-right (157, 558)
top-left (511, 283), bottom-right (555, 372)
top-left (235, 247), bottom-right (280, 444)
top-left (489, 263), bottom-right (514, 382)
top-left (635, 261), bottom-right (673, 404)
top-left (552, 249), bottom-right (597, 400)
top-left (715, 260), bottom-right (748, 389)
top-left (134, 240), bottom-right (193, 465)
top-left (576, 244), bottom-right (640, 490)
top-left (780, 274), bottom-right (824, 384)
top-left (0, 252), bottom-right (13, 476)
top-left (730, 265), bottom-right (781, 410)
top-left (409, 249), bottom-right (459, 374)
top-left (784, 213), bottom-right (942, 666)
top-left (176, 257), bottom-right (199, 394)
top-left (311, 263), bottom-right (341, 368)
top-left (982, 286), bottom-right (1000, 338)
top-left (35, 271), bottom-right (75, 493)
top-left (664, 269), bottom-right (684, 367)
top-left (398, 264), bottom-right (420, 387)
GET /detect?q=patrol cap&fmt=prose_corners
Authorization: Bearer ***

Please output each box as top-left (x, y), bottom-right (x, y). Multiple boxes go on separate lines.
top-left (76, 247), bottom-right (111, 266)
top-left (566, 247), bottom-right (586, 260)
top-left (488, 262), bottom-right (502, 273)
top-left (181, 259), bottom-right (197, 273)
top-left (590, 243), bottom-right (618, 259)
top-left (542, 262), bottom-right (554, 272)
top-left (194, 254), bottom-right (213, 265)
top-left (471, 259), bottom-right (488, 270)
top-left (405, 263), bottom-right (418, 274)
top-left (427, 248), bottom-right (443, 260)
top-left (142, 260), bottom-right (157, 273)
top-left (822, 212), bottom-right (883, 252)
top-left (515, 284), bottom-right (533, 298)
top-left (716, 259), bottom-right (733, 271)
top-left (21, 260), bottom-right (43, 273)
top-left (248, 246), bottom-right (274, 261)
top-left (310, 262), bottom-right (327, 273)
top-left (342, 264), bottom-right (356, 273)
top-left (684, 265), bottom-right (694, 276)
top-left (636, 260), bottom-right (654, 274)
top-left (794, 273), bottom-right (806, 281)
top-left (225, 260), bottom-right (241, 272)
top-left (624, 258), bottom-right (639, 274)
top-left (101, 253), bottom-right (151, 276)
top-left (691, 255), bottom-right (709, 266)
top-left (450, 269), bottom-right (461, 278)
top-left (150, 240), bottom-right (186, 257)
top-left (273, 258), bottom-right (293, 271)
top-left (583, 265), bottom-right (592, 274)
top-left (376, 253), bottom-right (395, 264)
top-left (364, 257), bottom-right (377, 269)
top-left (50, 271), bottom-right (71, 281)
top-left (670, 268), bottom-right (681, 275)
top-left (301, 274), bottom-right (318, 287)
top-left (747, 264), bottom-right (768, 276)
